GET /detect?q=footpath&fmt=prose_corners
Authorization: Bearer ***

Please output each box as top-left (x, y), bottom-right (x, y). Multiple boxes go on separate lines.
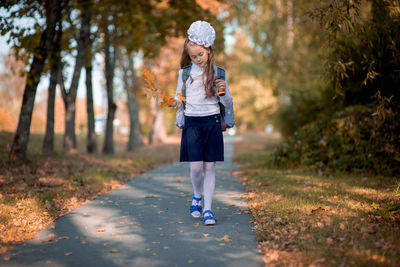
top-left (1, 136), bottom-right (262, 267)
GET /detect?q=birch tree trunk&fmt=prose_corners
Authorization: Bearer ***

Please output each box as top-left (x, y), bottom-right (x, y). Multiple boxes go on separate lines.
top-left (9, 0), bottom-right (62, 161)
top-left (148, 97), bottom-right (166, 144)
top-left (63, 6), bottom-right (91, 152)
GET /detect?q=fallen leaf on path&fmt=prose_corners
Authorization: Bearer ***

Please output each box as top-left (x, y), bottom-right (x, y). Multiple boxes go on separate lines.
top-left (58, 236), bottom-right (70, 240)
top-left (163, 246), bottom-right (169, 250)
top-left (193, 223), bottom-right (200, 227)
top-left (177, 193), bottom-right (188, 198)
top-left (97, 227), bottom-right (106, 232)
top-left (219, 243), bottom-right (226, 246)
top-left (215, 235), bottom-right (232, 242)
top-left (145, 194), bottom-right (156, 198)
top-left (80, 240), bottom-right (86, 244)
top-left (42, 238), bottom-right (54, 243)
top-left (64, 252), bottom-right (72, 256)
top-left (188, 260), bottom-right (194, 264)
top-left (109, 248), bottom-right (120, 253)
top-left (203, 233), bottom-right (210, 237)
top-left (7, 230), bottom-right (12, 239)
top-left (3, 257), bottom-right (11, 261)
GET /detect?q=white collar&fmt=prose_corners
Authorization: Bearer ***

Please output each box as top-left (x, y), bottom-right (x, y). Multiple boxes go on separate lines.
top-left (191, 62), bottom-right (203, 73)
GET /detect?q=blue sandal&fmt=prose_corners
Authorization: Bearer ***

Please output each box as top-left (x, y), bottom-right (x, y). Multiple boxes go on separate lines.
top-left (203, 210), bottom-right (216, 225)
top-left (190, 195), bottom-right (202, 218)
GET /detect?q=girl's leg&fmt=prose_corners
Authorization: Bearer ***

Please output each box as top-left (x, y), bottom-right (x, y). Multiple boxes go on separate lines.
top-left (203, 161), bottom-right (216, 211)
top-left (190, 161), bottom-right (203, 203)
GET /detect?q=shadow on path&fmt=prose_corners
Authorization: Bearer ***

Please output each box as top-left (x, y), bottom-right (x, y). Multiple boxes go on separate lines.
top-left (1, 136), bottom-right (262, 267)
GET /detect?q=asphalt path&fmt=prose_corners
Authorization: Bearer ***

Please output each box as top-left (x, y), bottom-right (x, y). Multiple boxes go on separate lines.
top-left (1, 136), bottom-right (262, 267)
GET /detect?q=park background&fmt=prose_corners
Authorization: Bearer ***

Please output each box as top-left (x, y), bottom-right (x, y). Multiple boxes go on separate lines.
top-left (0, 0), bottom-right (399, 266)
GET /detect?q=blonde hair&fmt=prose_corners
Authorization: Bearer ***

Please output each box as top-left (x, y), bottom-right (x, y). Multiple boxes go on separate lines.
top-left (180, 39), bottom-right (215, 98)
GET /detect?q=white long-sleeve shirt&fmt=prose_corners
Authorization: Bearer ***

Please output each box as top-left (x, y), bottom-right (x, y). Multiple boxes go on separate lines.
top-left (174, 63), bottom-right (233, 116)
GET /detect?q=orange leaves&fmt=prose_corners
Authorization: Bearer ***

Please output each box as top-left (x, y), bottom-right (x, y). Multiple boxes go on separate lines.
top-left (159, 92), bottom-right (175, 108)
top-left (177, 93), bottom-right (186, 104)
top-left (142, 68), bottom-right (184, 108)
top-left (142, 68), bottom-right (157, 96)
top-left (215, 234), bottom-right (232, 242)
top-left (7, 230), bottom-right (12, 239)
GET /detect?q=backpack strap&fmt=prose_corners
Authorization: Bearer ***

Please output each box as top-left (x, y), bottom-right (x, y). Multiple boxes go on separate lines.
top-left (214, 66), bottom-right (226, 118)
top-left (181, 65), bottom-right (192, 110)
top-left (215, 66), bottom-right (225, 81)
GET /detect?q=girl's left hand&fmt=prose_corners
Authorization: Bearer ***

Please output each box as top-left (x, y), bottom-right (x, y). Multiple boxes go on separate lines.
top-left (216, 79), bottom-right (226, 96)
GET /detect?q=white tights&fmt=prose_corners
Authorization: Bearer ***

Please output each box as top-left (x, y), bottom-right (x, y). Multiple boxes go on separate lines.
top-left (190, 161), bottom-right (216, 211)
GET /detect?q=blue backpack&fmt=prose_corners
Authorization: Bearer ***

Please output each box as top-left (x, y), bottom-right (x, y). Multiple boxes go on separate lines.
top-left (178, 65), bottom-right (235, 131)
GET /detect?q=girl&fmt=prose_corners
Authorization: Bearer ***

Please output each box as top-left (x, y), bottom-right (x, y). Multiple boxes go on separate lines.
top-left (168, 21), bottom-right (233, 225)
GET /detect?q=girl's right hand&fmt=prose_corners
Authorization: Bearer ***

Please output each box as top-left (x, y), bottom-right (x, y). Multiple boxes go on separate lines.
top-left (167, 99), bottom-right (177, 107)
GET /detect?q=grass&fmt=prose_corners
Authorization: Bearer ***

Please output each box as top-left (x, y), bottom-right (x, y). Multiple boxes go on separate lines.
top-left (234, 132), bottom-right (400, 267)
top-left (0, 131), bottom-right (180, 255)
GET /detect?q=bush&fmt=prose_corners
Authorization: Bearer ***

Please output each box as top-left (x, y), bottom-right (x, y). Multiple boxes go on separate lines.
top-left (272, 105), bottom-right (400, 176)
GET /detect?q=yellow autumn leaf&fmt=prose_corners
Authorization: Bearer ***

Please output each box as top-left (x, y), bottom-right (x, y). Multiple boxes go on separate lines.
top-left (215, 234), bottom-right (232, 242)
top-left (160, 101), bottom-right (168, 109)
top-left (7, 230), bottom-right (12, 239)
top-left (178, 93), bottom-right (186, 104)
top-left (109, 248), bottom-right (120, 253)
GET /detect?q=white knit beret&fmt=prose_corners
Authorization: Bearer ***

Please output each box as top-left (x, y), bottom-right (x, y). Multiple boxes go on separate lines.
top-left (187, 20), bottom-right (216, 48)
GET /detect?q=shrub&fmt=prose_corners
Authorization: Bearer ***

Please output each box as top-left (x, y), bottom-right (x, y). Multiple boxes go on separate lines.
top-left (272, 105), bottom-right (400, 176)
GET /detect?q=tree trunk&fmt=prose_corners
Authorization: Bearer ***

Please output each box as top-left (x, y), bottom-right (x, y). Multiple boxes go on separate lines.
top-left (125, 54), bottom-right (143, 150)
top-left (85, 64), bottom-right (97, 153)
top-left (287, 0), bottom-right (294, 48)
top-left (9, 0), bottom-right (62, 161)
top-left (62, 5), bottom-right (91, 152)
top-left (148, 97), bottom-right (166, 144)
top-left (43, 22), bottom-right (63, 154)
top-left (102, 22), bottom-right (117, 154)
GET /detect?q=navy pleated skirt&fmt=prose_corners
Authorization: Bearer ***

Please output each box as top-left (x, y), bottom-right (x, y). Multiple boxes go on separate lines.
top-left (180, 114), bottom-right (224, 162)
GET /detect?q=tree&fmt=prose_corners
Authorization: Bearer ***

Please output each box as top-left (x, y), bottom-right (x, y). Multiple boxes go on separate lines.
top-left (101, 17), bottom-right (117, 154)
top-left (60, 0), bottom-right (92, 152)
top-left (120, 53), bottom-right (143, 150)
top-left (5, 0), bottom-right (64, 161)
top-left (42, 21), bottom-right (63, 153)
top-left (85, 50), bottom-right (97, 153)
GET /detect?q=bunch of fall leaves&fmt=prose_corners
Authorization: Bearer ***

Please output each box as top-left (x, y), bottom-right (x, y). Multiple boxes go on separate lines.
top-left (142, 68), bottom-right (185, 108)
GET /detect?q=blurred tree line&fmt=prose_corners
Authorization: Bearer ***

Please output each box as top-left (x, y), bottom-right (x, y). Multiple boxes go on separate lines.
top-left (0, 0), bottom-right (224, 161)
top-left (231, 0), bottom-right (399, 175)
